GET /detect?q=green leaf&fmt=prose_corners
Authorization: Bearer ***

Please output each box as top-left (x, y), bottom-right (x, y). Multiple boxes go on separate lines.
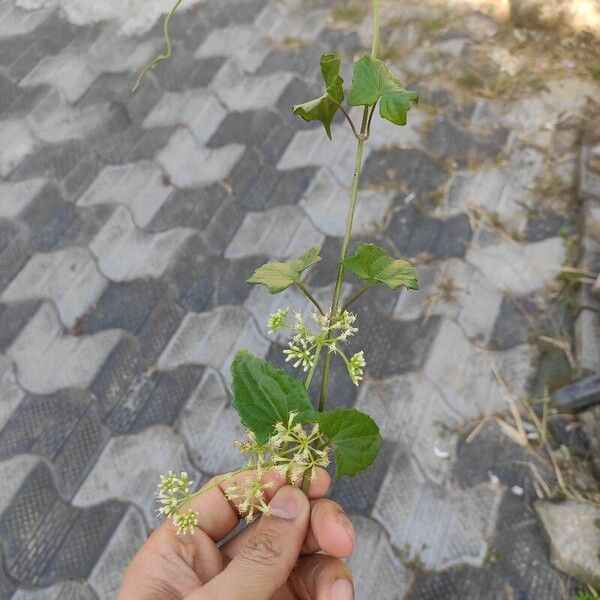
top-left (231, 351), bottom-right (316, 444)
top-left (349, 55), bottom-right (419, 126)
top-left (247, 246), bottom-right (322, 294)
top-left (343, 243), bottom-right (419, 290)
top-left (317, 408), bottom-right (381, 477)
top-left (293, 53), bottom-right (344, 139)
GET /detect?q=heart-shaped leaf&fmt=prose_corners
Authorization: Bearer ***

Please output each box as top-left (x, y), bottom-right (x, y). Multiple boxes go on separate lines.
top-left (317, 408), bottom-right (381, 477)
top-left (343, 243), bottom-right (418, 290)
top-left (293, 53), bottom-right (344, 139)
top-left (231, 351), bottom-right (316, 443)
top-left (247, 246), bottom-right (321, 294)
top-left (349, 55), bottom-right (418, 126)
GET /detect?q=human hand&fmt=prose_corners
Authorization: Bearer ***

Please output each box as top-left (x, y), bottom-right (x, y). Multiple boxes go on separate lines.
top-left (118, 469), bottom-right (355, 600)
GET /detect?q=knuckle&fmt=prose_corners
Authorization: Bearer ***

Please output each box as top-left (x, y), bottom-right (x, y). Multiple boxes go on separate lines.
top-left (239, 529), bottom-right (283, 565)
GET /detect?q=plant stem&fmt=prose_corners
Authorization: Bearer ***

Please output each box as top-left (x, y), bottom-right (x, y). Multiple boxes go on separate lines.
top-left (340, 282), bottom-right (373, 313)
top-left (295, 281), bottom-right (325, 315)
top-left (317, 0), bottom-right (380, 413)
top-left (305, 346), bottom-right (321, 389)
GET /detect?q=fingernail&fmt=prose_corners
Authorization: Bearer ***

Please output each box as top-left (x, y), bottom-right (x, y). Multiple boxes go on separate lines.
top-left (330, 578), bottom-right (354, 600)
top-left (336, 510), bottom-right (356, 545)
top-left (269, 489), bottom-right (302, 520)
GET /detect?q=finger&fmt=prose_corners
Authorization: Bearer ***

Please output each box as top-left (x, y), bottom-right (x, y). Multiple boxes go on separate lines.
top-left (289, 554), bottom-right (354, 600)
top-left (184, 467), bottom-right (330, 542)
top-left (188, 486), bottom-right (310, 600)
top-left (302, 499), bottom-right (355, 558)
top-left (222, 498), bottom-right (355, 560)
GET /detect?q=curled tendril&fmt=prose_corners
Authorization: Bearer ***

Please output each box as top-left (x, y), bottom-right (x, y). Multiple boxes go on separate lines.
top-left (133, 0), bottom-right (184, 92)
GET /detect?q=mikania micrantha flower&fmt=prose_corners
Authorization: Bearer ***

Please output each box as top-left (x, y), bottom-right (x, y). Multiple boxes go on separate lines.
top-left (156, 413), bottom-right (331, 533)
top-left (275, 309), bottom-right (366, 385)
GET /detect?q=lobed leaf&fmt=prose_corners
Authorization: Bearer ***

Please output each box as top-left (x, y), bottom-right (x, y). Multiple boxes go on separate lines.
top-left (293, 53), bottom-right (344, 139)
top-left (317, 408), bottom-right (381, 477)
top-left (247, 246), bottom-right (322, 294)
top-left (343, 243), bottom-right (419, 290)
top-left (349, 55), bottom-right (418, 126)
top-left (231, 351), bottom-right (316, 444)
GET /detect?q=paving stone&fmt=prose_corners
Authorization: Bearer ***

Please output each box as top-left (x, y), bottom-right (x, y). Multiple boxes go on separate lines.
top-left (0, 5), bottom-right (53, 38)
top-left (156, 128), bottom-right (245, 188)
top-left (277, 122), bottom-right (364, 183)
top-left (178, 368), bottom-right (246, 473)
top-left (466, 234), bottom-right (566, 295)
top-left (425, 117), bottom-right (508, 167)
top-left (11, 139), bottom-right (84, 183)
top-left (6, 303), bottom-right (122, 395)
top-left (257, 44), bottom-right (326, 80)
top-left (300, 168), bottom-right (392, 237)
top-left (143, 89), bottom-right (226, 143)
top-left (0, 455), bottom-right (39, 516)
top-left (489, 295), bottom-right (539, 351)
top-left (21, 50), bottom-right (97, 103)
top-left (373, 451), bottom-right (504, 569)
top-left (255, 3), bottom-right (328, 43)
top-left (330, 440), bottom-right (396, 515)
top-left (356, 373), bottom-right (459, 484)
top-left (0, 354), bottom-right (25, 432)
top-left (348, 310), bottom-right (441, 379)
top-left (27, 91), bottom-right (111, 143)
top-left (89, 206), bottom-right (194, 282)
top-left (348, 515), bottom-right (413, 600)
top-left (148, 185), bottom-right (226, 232)
top-left (74, 426), bottom-right (198, 526)
top-left (88, 336), bottom-right (146, 420)
top-left (158, 306), bottom-right (270, 382)
top-left (0, 179), bottom-right (46, 221)
top-left (0, 221), bottom-right (29, 295)
top-left (535, 500), bottom-right (600, 586)
top-left (554, 373), bottom-right (600, 413)
top-left (411, 568), bottom-right (508, 600)
top-left (225, 205), bottom-right (324, 260)
top-left (580, 405), bottom-right (600, 478)
top-left (12, 581), bottom-right (98, 600)
top-left (19, 183), bottom-right (79, 251)
top-left (88, 507), bottom-right (147, 600)
top-left (388, 207), bottom-right (473, 259)
top-left (195, 24), bottom-right (270, 73)
top-left (78, 161), bottom-right (173, 228)
top-left (211, 59), bottom-right (295, 112)
top-left (0, 460), bottom-right (126, 587)
top-left (1, 247), bottom-right (108, 328)
top-left (0, 118), bottom-right (38, 176)
top-left (361, 147), bottom-right (449, 201)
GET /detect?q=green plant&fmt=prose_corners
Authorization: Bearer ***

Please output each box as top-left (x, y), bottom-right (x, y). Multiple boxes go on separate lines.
top-left (138, 0), bottom-right (419, 532)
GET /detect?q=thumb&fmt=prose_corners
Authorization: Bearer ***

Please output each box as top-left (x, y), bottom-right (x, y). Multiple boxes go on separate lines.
top-left (192, 486), bottom-right (310, 600)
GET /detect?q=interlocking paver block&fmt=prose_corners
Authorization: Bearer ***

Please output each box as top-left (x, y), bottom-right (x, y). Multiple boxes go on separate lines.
top-left (89, 507), bottom-right (147, 599)
top-left (143, 89), bottom-right (226, 144)
top-left (89, 206), bottom-right (194, 282)
top-left (6, 303), bottom-right (121, 394)
top-left (349, 515), bottom-right (413, 600)
top-left (156, 128), bottom-right (245, 188)
top-left (78, 161), bottom-right (173, 228)
top-left (0, 179), bottom-right (46, 219)
top-left (0, 119), bottom-right (38, 176)
top-left (74, 425), bottom-right (198, 526)
top-left (225, 205), bottom-right (324, 260)
top-left (195, 24), bottom-right (270, 73)
top-left (300, 168), bottom-right (392, 237)
top-left (1, 247), bottom-right (108, 328)
top-left (158, 305), bottom-right (270, 381)
top-left (466, 235), bottom-right (566, 295)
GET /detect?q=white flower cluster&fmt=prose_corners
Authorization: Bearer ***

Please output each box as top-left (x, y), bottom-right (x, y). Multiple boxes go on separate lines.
top-left (157, 471), bottom-right (200, 535)
top-left (156, 415), bottom-right (331, 533)
top-left (268, 309), bottom-right (366, 385)
top-left (225, 412), bottom-right (330, 522)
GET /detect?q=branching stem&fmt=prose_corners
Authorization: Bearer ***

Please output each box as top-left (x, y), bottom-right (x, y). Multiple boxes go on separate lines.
top-left (317, 0), bottom-right (380, 412)
top-left (340, 283), bottom-right (374, 313)
top-left (295, 281), bottom-right (325, 316)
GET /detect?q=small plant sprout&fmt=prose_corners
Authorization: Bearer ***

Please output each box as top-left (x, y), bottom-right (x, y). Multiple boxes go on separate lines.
top-left (138, 0), bottom-right (420, 534)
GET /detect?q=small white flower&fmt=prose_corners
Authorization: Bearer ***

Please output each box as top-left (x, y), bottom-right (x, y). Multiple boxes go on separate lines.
top-left (267, 308), bottom-right (290, 334)
top-left (347, 351), bottom-right (366, 385)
